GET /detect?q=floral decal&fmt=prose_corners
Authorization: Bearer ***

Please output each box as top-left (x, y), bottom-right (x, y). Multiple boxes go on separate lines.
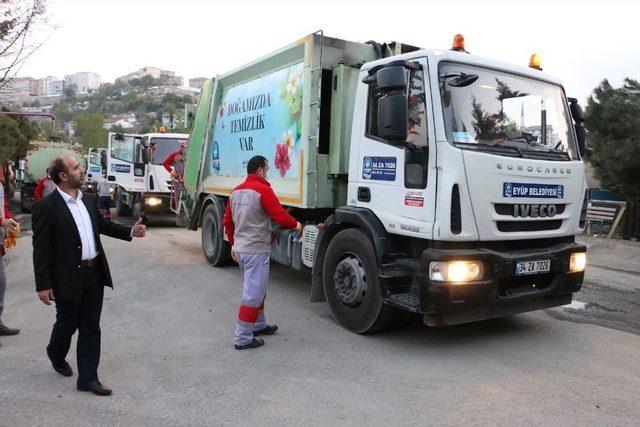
top-left (274, 143), bottom-right (290, 177)
top-left (280, 66), bottom-right (303, 140)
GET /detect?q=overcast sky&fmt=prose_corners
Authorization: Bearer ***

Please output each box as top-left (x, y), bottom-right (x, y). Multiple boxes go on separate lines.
top-left (17, 0), bottom-right (640, 104)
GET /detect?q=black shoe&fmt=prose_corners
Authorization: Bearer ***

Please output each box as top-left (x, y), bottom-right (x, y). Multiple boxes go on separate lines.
top-left (235, 338), bottom-right (264, 350)
top-left (254, 325), bottom-right (278, 336)
top-left (51, 360), bottom-right (73, 377)
top-left (77, 381), bottom-right (112, 396)
top-left (0, 325), bottom-right (19, 336)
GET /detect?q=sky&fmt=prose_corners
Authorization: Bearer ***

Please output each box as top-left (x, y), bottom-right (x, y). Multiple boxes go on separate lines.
top-left (17, 0), bottom-right (640, 104)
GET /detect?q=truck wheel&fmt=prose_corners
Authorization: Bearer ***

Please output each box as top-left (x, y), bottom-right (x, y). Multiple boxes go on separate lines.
top-left (322, 228), bottom-right (395, 333)
top-left (115, 188), bottom-right (131, 217)
top-left (132, 198), bottom-right (143, 223)
top-left (201, 203), bottom-right (232, 266)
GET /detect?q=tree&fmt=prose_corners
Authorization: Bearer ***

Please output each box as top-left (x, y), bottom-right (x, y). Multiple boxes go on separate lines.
top-left (0, 112), bottom-right (39, 160)
top-left (585, 78), bottom-right (640, 199)
top-left (74, 113), bottom-right (107, 148)
top-left (0, 0), bottom-right (48, 91)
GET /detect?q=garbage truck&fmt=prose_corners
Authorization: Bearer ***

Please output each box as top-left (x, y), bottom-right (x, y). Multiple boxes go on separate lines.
top-left (106, 132), bottom-right (188, 221)
top-left (178, 33), bottom-right (588, 333)
top-left (18, 141), bottom-right (85, 212)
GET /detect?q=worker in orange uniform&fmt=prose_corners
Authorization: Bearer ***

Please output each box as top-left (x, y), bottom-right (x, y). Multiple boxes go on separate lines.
top-left (162, 141), bottom-right (187, 210)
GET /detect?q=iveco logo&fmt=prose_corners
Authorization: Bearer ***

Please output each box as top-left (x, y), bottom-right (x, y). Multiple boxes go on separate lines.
top-left (497, 163), bottom-right (571, 175)
top-left (513, 204), bottom-right (557, 218)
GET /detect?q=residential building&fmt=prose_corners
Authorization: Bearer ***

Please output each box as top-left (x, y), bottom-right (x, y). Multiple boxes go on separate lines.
top-left (64, 72), bottom-right (101, 94)
top-left (189, 77), bottom-right (208, 89)
top-left (116, 66), bottom-right (184, 86)
top-left (41, 76), bottom-right (65, 96)
top-left (0, 77), bottom-right (41, 100)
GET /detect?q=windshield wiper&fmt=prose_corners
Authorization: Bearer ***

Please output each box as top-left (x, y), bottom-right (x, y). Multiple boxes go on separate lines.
top-left (455, 141), bottom-right (524, 158)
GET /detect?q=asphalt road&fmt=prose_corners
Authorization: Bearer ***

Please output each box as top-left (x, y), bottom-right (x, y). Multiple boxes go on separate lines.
top-left (1, 221), bottom-right (640, 426)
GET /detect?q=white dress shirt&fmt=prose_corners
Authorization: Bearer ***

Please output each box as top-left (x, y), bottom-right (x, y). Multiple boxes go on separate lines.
top-left (57, 188), bottom-right (99, 260)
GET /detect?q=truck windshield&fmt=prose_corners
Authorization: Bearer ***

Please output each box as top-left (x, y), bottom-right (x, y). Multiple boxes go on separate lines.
top-left (439, 62), bottom-right (577, 160)
top-left (150, 137), bottom-right (186, 166)
top-left (89, 150), bottom-right (101, 166)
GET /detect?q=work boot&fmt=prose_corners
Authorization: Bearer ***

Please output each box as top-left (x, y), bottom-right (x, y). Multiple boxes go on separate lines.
top-left (0, 324), bottom-right (19, 336)
top-left (254, 325), bottom-right (278, 336)
top-left (234, 338), bottom-right (264, 350)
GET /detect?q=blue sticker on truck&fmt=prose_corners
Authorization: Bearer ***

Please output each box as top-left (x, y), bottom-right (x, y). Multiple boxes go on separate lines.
top-left (503, 182), bottom-right (564, 199)
top-left (111, 164), bottom-right (131, 173)
top-left (363, 156), bottom-right (396, 181)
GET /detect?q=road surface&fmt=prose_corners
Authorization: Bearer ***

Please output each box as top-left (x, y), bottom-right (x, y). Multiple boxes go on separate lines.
top-left (1, 220), bottom-right (639, 425)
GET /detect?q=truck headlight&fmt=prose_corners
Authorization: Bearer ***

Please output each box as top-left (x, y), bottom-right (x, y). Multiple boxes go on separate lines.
top-left (569, 252), bottom-right (586, 272)
top-left (145, 197), bottom-right (162, 206)
top-left (429, 260), bottom-right (484, 283)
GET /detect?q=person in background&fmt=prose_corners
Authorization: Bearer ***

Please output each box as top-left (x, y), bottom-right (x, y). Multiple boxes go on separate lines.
top-left (1, 161), bottom-right (14, 219)
top-left (96, 175), bottom-right (113, 217)
top-left (0, 161), bottom-right (20, 343)
top-left (162, 141), bottom-right (186, 210)
top-left (223, 155), bottom-right (302, 350)
top-left (35, 168), bottom-right (57, 201)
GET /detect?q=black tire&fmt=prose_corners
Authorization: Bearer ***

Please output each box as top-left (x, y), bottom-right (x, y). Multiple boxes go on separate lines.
top-left (115, 188), bottom-right (131, 217)
top-left (201, 202), bottom-right (233, 266)
top-left (131, 196), bottom-right (143, 222)
top-left (322, 228), bottom-right (395, 333)
top-left (20, 191), bottom-right (29, 213)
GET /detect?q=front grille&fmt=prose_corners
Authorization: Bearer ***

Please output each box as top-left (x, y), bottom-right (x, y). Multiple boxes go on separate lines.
top-left (497, 220), bottom-right (562, 232)
top-left (494, 203), bottom-right (566, 216)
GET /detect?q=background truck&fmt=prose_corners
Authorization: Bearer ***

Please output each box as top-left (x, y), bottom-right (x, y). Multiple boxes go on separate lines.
top-left (107, 131), bottom-right (188, 221)
top-left (83, 147), bottom-right (108, 193)
top-left (18, 141), bottom-right (85, 212)
top-left (179, 33), bottom-right (588, 333)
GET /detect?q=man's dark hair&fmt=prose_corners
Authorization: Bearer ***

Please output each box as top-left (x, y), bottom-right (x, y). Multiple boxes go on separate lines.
top-left (49, 157), bottom-right (67, 185)
top-left (247, 155), bottom-right (267, 174)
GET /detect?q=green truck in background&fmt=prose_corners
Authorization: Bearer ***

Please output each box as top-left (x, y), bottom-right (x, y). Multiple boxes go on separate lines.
top-left (18, 141), bottom-right (85, 212)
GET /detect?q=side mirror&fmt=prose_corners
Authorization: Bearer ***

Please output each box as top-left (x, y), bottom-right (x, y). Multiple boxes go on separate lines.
top-left (134, 164), bottom-right (145, 177)
top-left (378, 91), bottom-right (408, 143)
top-left (142, 148), bottom-right (150, 164)
top-left (568, 97), bottom-right (587, 157)
top-left (376, 66), bottom-right (407, 91)
top-left (575, 123), bottom-right (586, 157)
top-left (100, 151), bottom-right (107, 168)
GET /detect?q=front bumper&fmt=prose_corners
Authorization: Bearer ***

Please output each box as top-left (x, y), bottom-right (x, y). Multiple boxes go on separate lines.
top-left (399, 242), bottom-right (584, 326)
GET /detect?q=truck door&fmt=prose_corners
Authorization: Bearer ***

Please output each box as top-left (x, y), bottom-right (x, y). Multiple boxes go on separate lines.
top-left (107, 132), bottom-right (145, 192)
top-left (86, 148), bottom-right (103, 181)
top-left (349, 59), bottom-right (436, 239)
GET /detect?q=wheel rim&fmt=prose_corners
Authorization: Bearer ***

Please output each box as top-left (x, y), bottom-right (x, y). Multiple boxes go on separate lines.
top-left (202, 213), bottom-right (217, 256)
top-left (333, 254), bottom-right (367, 307)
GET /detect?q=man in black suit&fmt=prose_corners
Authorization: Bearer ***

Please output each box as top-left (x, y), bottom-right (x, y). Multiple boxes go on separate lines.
top-left (32, 156), bottom-right (146, 396)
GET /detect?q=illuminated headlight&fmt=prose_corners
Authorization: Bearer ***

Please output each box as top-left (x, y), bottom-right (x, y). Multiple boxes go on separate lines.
top-left (145, 197), bottom-right (162, 206)
top-left (429, 260), bottom-right (484, 283)
top-left (569, 252), bottom-right (586, 272)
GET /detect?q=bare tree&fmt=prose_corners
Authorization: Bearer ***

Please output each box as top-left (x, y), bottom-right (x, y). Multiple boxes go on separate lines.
top-left (0, 0), bottom-right (48, 92)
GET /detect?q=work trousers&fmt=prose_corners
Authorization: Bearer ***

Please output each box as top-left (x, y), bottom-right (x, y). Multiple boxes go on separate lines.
top-left (47, 265), bottom-right (104, 387)
top-left (234, 252), bottom-right (269, 346)
top-left (0, 255), bottom-right (6, 325)
top-left (98, 196), bottom-right (111, 218)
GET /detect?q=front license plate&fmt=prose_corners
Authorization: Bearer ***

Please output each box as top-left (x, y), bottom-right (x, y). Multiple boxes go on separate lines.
top-left (515, 259), bottom-right (551, 276)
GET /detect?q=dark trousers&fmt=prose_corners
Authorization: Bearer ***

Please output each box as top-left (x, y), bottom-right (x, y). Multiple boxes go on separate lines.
top-left (47, 266), bottom-right (104, 387)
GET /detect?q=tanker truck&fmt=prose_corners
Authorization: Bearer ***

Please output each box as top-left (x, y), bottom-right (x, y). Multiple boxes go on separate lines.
top-left (18, 141), bottom-right (85, 212)
top-left (178, 33), bottom-right (588, 333)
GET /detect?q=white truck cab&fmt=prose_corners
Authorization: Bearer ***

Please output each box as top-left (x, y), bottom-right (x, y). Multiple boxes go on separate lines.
top-left (107, 131), bottom-right (188, 220)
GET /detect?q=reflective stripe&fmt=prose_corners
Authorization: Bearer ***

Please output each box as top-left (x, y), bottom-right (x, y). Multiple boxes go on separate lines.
top-left (238, 304), bottom-right (261, 323)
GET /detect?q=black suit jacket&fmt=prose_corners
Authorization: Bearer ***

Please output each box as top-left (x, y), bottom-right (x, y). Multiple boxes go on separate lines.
top-left (32, 189), bottom-right (132, 302)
